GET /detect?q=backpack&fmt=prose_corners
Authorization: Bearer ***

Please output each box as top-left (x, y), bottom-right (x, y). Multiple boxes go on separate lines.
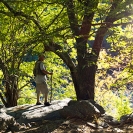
top-left (33, 61), bottom-right (45, 76)
top-left (33, 66), bottom-right (36, 77)
top-left (33, 61), bottom-right (39, 77)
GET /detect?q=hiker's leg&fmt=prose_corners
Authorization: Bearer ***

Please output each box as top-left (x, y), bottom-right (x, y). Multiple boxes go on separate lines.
top-left (44, 93), bottom-right (48, 103)
top-left (40, 82), bottom-right (48, 103)
top-left (44, 92), bottom-right (50, 106)
top-left (36, 83), bottom-right (41, 103)
top-left (37, 92), bottom-right (40, 103)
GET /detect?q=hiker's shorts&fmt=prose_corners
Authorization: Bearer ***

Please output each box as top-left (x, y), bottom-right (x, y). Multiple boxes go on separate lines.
top-left (36, 82), bottom-right (48, 94)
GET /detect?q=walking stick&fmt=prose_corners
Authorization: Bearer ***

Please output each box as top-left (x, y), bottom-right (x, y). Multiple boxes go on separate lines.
top-left (50, 71), bottom-right (53, 103)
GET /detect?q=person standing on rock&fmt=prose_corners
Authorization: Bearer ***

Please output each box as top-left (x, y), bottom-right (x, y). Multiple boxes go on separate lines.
top-left (33, 54), bottom-right (53, 106)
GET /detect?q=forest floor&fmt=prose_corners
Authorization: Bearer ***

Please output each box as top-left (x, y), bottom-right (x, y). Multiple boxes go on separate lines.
top-left (9, 118), bottom-right (133, 133)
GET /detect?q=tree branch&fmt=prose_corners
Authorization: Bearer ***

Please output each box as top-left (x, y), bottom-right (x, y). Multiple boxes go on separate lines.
top-left (91, 21), bottom-right (133, 27)
top-left (79, 1), bottom-right (98, 41)
top-left (0, 58), bottom-right (9, 76)
top-left (0, 92), bottom-right (7, 106)
top-left (114, 10), bottom-right (133, 22)
top-left (46, 6), bottom-right (65, 30)
top-left (91, 0), bottom-right (133, 62)
top-left (66, 0), bottom-right (79, 36)
top-left (45, 42), bottom-right (76, 71)
top-left (105, 0), bottom-right (133, 23)
top-left (1, 1), bottom-right (43, 31)
top-left (19, 82), bottom-right (31, 91)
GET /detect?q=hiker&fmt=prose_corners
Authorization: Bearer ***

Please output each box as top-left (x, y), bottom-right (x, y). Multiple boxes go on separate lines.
top-left (33, 54), bottom-right (53, 106)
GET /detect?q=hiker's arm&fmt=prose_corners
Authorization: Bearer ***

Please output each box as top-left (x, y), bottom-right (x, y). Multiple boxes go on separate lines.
top-left (40, 62), bottom-right (53, 75)
top-left (41, 70), bottom-right (53, 75)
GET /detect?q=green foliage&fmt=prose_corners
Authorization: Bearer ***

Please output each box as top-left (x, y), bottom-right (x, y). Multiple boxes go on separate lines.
top-left (96, 48), bottom-right (133, 119)
top-left (115, 90), bottom-right (132, 120)
top-left (95, 87), bottom-right (132, 120)
top-left (18, 88), bottom-right (36, 105)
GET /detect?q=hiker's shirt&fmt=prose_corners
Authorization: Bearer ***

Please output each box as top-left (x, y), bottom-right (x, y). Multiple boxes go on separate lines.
top-left (35, 61), bottom-right (47, 83)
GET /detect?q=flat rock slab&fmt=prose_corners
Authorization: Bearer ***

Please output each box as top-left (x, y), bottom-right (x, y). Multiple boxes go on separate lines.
top-left (6, 98), bottom-right (71, 124)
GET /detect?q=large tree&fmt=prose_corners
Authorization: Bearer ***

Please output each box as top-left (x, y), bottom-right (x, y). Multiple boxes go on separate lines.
top-left (0, 0), bottom-right (133, 105)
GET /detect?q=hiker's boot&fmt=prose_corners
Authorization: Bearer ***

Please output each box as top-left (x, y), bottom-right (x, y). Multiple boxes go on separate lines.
top-left (36, 102), bottom-right (42, 105)
top-left (44, 102), bottom-right (51, 106)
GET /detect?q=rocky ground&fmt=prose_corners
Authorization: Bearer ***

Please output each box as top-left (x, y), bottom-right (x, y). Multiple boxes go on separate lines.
top-left (0, 99), bottom-right (133, 133)
top-left (6, 118), bottom-right (133, 133)
top-left (3, 117), bottom-right (133, 133)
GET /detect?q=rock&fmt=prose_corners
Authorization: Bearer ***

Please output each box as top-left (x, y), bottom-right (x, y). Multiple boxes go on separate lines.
top-left (27, 123), bottom-right (32, 128)
top-left (21, 123), bottom-right (26, 127)
top-left (87, 122), bottom-right (103, 129)
top-left (108, 119), bottom-right (120, 126)
top-left (10, 123), bottom-right (20, 132)
top-left (101, 114), bottom-right (120, 126)
top-left (98, 121), bottom-right (109, 128)
top-left (4, 99), bottom-right (104, 126)
top-left (113, 128), bottom-right (124, 133)
top-left (68, 100), bottom-right (77, 106)
top-left (0, 104), bottom-right (4, 109)
top-left (6, 104), bottom-right (32, 119)
top-left (30, 122), bottom-right (37, 126)
top-left (0, 112), bottom-right (15, 131)
top-left (0, 105), bottom-right (6, 113)
top-left (120, 114), bottom-right (129, 122)
top-left (6, 99), bottom-right (71, 124)
top-left (89, 100), bottom-right (105, 114)
top-left (60, 100), bottom-right (101, 120)
top-left (0, 118), bottom-right (7, 131)
top-left (68, 100), bottom-right (105, 114)
top-left (120, 114), bottom-right (133, 123)
top-left (90, 130), bottom-right (105, 133)
top-left (102, 114), bottom-right (114, 122)
top-left (68, 129), bottom-right (78, 133)
top-left (119, 114), bottom-right (133, 125)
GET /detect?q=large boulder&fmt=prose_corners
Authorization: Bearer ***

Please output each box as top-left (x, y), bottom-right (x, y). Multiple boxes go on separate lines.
top-left (60, 100), bottom-right (105, 120)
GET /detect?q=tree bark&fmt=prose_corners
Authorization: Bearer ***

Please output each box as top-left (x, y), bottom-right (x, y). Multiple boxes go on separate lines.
top-left (3, 75), bottom-right (18, 107)
top-left (76, 41), bottom-right (97, 100)
top-left (75, 26), bottom-right (108, 100)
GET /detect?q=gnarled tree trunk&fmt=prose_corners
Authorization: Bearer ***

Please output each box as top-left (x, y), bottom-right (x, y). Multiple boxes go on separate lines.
top-left (1, 75), bottom-right (18, 107)
top-left (5, 75), bottom-right (18, 107)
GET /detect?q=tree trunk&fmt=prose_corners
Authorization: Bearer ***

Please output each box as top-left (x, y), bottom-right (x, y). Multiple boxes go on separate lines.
top-left (0, 58), bottom-right (18, 107)
top-left (78, 65), bottom-right (97, 100)
top-left (69, 67), bottom-right (81, 100)
top-left (76, 51), bottom-right (97, 100)
top-left (4, 75), bottom-right (18, 107)
top-left (70, 58), bottom-right (97, 101)
top-left (73, 27), bottom-right (108, 101)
